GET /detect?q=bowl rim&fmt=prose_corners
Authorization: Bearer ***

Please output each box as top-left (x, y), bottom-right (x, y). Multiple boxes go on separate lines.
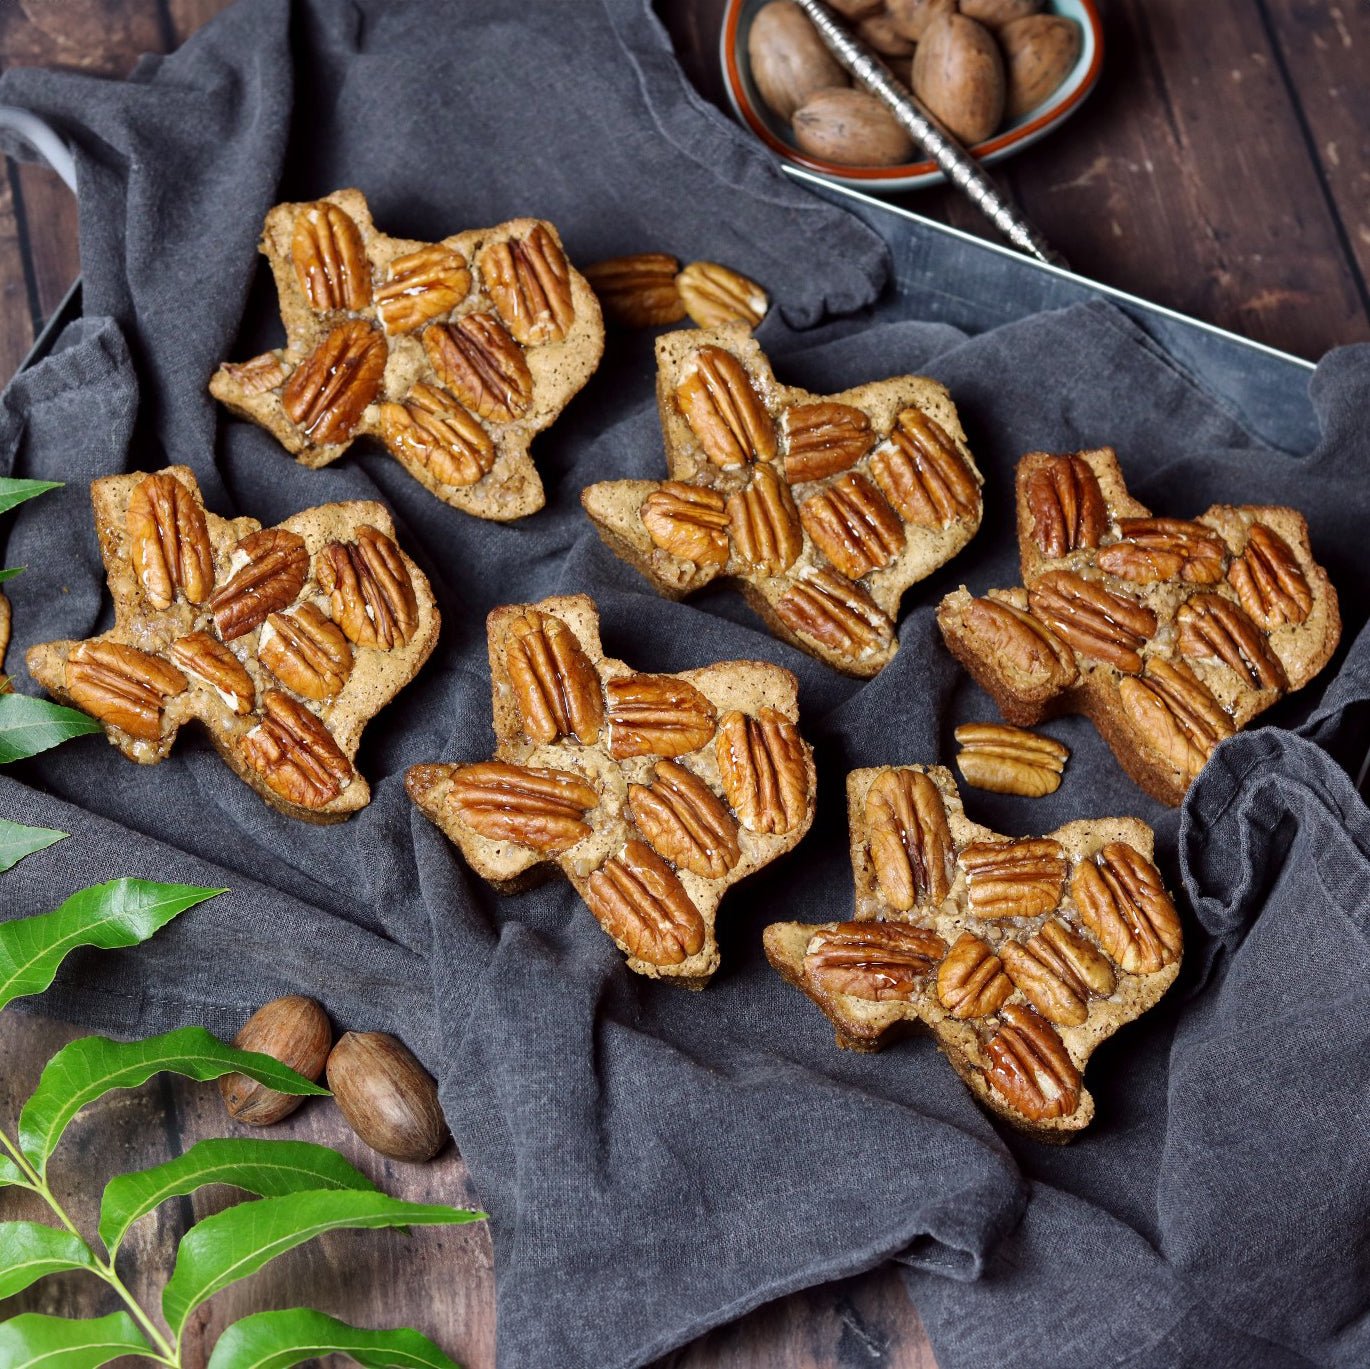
top-left (723, 0), bottom-right (1104, 183)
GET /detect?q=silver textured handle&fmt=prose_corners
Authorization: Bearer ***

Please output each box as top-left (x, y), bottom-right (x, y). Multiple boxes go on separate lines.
top-left (789, 0), bottom-right (1066, 267)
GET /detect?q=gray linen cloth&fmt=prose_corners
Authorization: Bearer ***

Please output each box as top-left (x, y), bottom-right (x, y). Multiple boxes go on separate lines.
top-left (0, 3), bottom-right (1367, 1367)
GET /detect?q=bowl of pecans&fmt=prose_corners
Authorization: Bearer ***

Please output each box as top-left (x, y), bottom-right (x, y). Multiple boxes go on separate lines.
top-left (723, 0), bottom-right (1103, 192)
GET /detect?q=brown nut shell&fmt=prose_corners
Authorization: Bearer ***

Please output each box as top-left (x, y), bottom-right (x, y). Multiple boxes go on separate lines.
top-left (1000, 14), bottom-right (1082, 120)
top-left (911, 14), bottom-right (1007, 146)
top-left (748, 1), bottom-right (850, 122)
top-left (327, 1031), bottom-right (449, 1162)
top-left (792, 88), bottom-right (916, 168)
top-left (219, 995), bottom-right (332, 1127)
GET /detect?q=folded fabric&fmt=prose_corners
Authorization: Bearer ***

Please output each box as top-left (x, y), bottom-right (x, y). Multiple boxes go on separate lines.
top-left (1, 3), bottom-right (1368, 1367)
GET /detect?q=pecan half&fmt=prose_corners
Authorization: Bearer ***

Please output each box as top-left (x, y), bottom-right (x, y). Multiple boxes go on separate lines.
top-left (281, 320), bottom-right (387, 446)
top-left (126, 472), bottom-right (214, 610)
top-left (629, 760), bottom-right (740, 878)
top-left (584, 838), bottom-right (705, 966)
top-left (209, 528), bottom-right (310, 641)
top-left (582, 253), bottom-right (685, 328)
top-left (380, 382), bottom-right (495, 488)
top-left (726, 465), bottom-right (803, 576)
top-left (65, 641), bottom-right (187, 741)
top-left (1227, 523), bottom-right (1313, 629)
top-left (1028, 570), bottom-right (1156, 673)
top-left (782, 402), bottom-right (873, 483)
top-left (865, 768), bottom-right (952, 911)
top-left (1096, 518), bottom-right (1227, 585)
top-left (674, 346), bottom-right (777, 467)
top-left (1071, 842), bottom-right (1182, 974)
top-left (775, 569), bottom-right (894, 660)
top-left (375, 245), bottom-right (471, 334)
top-left (1000, 919), bottom-right (1114, 1027)
top-left (983, 1003), bottom-right (1081, 1122)
top-left (870, 408), bottom-right (977, 528)
top-left (954, 723), bottom-right (1068, 797)
top-left (479, 224), bottom-right (576, 345)
top-left (606, 673), bottom-right (717, 758)
top-left (800, 472), bottom-right (905, 580)
top-left (241, 691), bottom-right (354, 810)
top-left (1117, 657), bottom-right (1233, 782)
top-left (167, 632), bottom-right (254, 715)
top-left (958, 597), bottom-right (1078, 691)
top-left (1177, 593), bottom-right (1287, 691)
top-left (715, 707), bottom-right (809, 834)
top-left (936, 931), bottom-right (1013, 1019)
top-left (640, 483), bottom-right (730, 566)
top-left (259, 603), bottom-right (354, 701)
top-left (423, 313), bottom-right (533, 423)
top-left (446, 760), bottom-right (598, 853)
top-left (806, 921), bottom-right (947, 1002)
top-left (959, 837), bottom-right (1067, 919)
top-left (504, 609), bottom-right (604, 745)
top-left (1024, 454), bottom-right (1107, 558)
top-left (675, 261), bottom-right (767, 329)
top-left (318, 526), bottom-right (419, 651)
top-left (221, 352), bottom-right (290, 395)
top-left (291, 201), bottom-right (372, 312)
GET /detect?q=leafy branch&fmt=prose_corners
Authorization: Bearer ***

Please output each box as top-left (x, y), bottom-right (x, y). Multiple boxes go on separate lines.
top-left (0, 820), bottom-right (480, 1367)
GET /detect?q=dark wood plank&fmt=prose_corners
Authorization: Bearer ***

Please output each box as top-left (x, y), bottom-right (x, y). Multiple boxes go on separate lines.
top-left (13, 164), bottom-right (78, 322)
top-left (0, 169), bottom-right (35, 378)
top-left (163, 0), bottom-right (235, 46)
top-left (0, 0), bottom-right (163, 74)
top-left (1259, 0), bottom-right (1370, 311)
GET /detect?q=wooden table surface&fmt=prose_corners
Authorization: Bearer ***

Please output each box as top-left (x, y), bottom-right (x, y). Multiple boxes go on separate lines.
top-left (0, 2), bottom-right (1365, 1366)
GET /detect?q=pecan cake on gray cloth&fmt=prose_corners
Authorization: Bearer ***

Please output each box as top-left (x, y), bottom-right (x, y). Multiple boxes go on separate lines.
top-left (0, 3), bottom-right (1367, 1368)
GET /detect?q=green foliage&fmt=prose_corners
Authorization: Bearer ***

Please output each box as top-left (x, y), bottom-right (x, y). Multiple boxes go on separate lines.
top-left (19, 1027), bottom-right (329, 1176)
top-left (0, 567), bottom-right (23, 583)
top-left (206, 1308), bottom-right (461, 1369)
top-left (0, 476), bottom-right (61, 517)
top-left (99, 1137), bottom-right (379, 1256)
top-left (0, 823), bottom-right (477, 1367)
top-left (0, 818), bottom-right (67, 872)
top-left (0, 878), bottom-right (221, 1014)
top-left (0, 1311), bottom-right (151, 1369)
top-left (0, 693), bottom-right (103, 763)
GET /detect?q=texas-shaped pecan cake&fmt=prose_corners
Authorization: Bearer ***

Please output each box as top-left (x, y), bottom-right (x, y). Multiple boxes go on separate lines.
top-left (27, 466), bottom-right (439, 822)
top-left (210, 188), bottom-right (604, 521)
top-left (581, 324), bottom-right (984, 677)
top-left (938, 449), bottom-right (1340, 805)
top-left (765, 765), bottom-right (1181, 1140)
top-left (406, 593), bottom-right (816, 987)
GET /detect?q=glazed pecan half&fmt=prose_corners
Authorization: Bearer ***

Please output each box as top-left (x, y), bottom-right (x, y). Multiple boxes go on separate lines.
top-left (629, 760), bottom-right (740, 879)
top-left (640, 483), bottom-right (731, 566)
top-left (865, 767), bottom-right (953, 911)
top-left (318, 526), bottom-right (419, 651)
top-left (126, 472), bottom-right (214, 611)
top-left (953, 723), bottom-right (1068, 798)
top-left (958, 596), bottom-right (1078, 692)
top-left (870, 407), bottom-right (977, 528)
top-left (1071, 841), bottom-right (1182, 975)
top-left (606, 673), bottom-right (717, 759)
top-left (674, 346), bottom-right (777, 467)
top-left (774, 568), bottom-right (894, 660)
top-left (209, 528), bottom-right (310, 641)
top-left (675, 261), bottom-right (767, 329)
top-left (983, 1003), bottom-right (1081, 1122)
top-left (800, 472), bottom-right (905, 580)
top-left (1177, 592), bottom-right (1287, 690)
top-left (999, 919), bottom-right (1115, 1027)
top-left (65, 641), bottom-right (187, 741)
top-left (715, 707), bottom-right (810, 834)
top-left (291, 201), bottom-right (372, 312)
top-left (958, 837), bottom-right (1067, 919)
top-left (504, 609), bottom-right (604, 745)
top-left (281, 320), bottom-right (387, 446)
top-left (585, 838), bottom-right (706, 966)
top-left (423, 313), bottom-right (533, 423)
top-left (806, 921), bottom-right (948, 1003)
top-left (1096, 517), bottom-right (1227, 585)
top-left (1227, 523), bottom-right (1313, 629)
top-left (167, 632), bottom-right (254, 715)
top-left (479, 224), bottom-right (576, 346)
top-left (781, 401), bottom-right (872, 483)
top-left (1028, 570), bottom-right (1156, 673)
top-left (241, 691), bottom-right (355, 810)
top-left (582, 253), bottom-right (686, 329)
top-left (726, 465), bottom-right (802, 576)
top-left (259, 603), bottom-right (354, 701)
top-left (380, 382), bottom-right (495, 488)
top-left (374, 244), bottom-right (472, 334)
top-left (936, 931), bottom-right (1013, 1020)
top-left (1117, 657), bottom-right (1233, 782)
top-left (1024, 453), bottom-right (1108, 558)
top-left (447, 760), bottom-right (598, 853)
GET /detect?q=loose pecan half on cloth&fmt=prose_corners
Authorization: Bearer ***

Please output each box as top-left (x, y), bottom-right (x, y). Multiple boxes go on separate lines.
top-left (406, 593), bottom-right (816, 988)
top-left (765, 765), bottom-right (1181, 1141)
top-left (210, 188), bottom-right (604, 521)
top-left (27, 466), bottom-right (439, 822)
top-left (937, 448), bottom-right (1340, 804)
top-left (581, 324), bottom-right (985, 678)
